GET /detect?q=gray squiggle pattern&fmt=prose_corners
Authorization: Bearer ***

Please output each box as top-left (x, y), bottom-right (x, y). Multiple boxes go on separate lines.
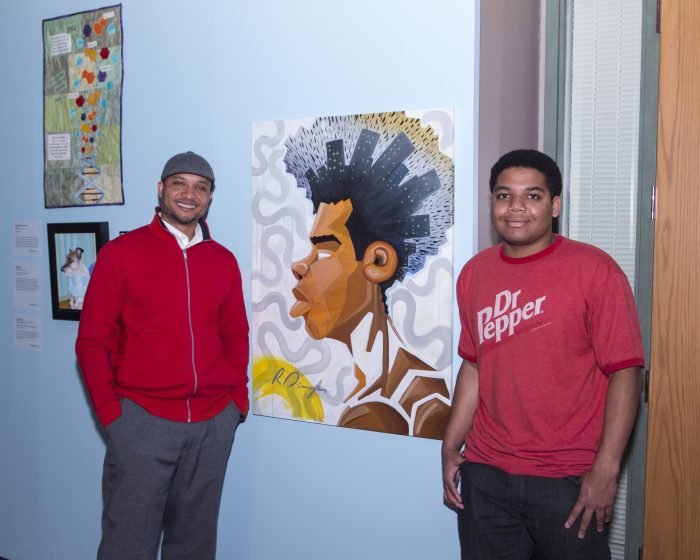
top-left (252, 120), bottom-right (285, 176)
top-left (251, 195), bottom-right (307, 237)
top-left (253, 149), bottom-right (289, 204)
top-left (257, 322), bottom-right (331, 371)
top-left (420, 110), bottom-right (455, 152)
top-left (255, 319), bottom-right (352, 405)
top-left (252, 292), bottom-right (301, 331)
top-left (319, 366), bottom-right (353, 405)
top-left (402, 257), bottom-right (452, 297)
top-left (251, 225), bottom-right (294, 286)
top-left (391, 290), bottom-right (452, 371)
top-left (252, 149), bottom-right (309, 239)
top-left (267, 149), bottom-right (293, 202)
top-left (255, 149), bottom-right (289, 205)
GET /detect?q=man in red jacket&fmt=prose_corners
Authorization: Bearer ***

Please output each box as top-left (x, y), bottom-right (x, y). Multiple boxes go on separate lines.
top-left (76, 151), bottom-right (249, 560)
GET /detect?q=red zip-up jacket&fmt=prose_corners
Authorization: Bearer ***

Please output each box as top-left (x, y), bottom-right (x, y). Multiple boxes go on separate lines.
top-left (76, 214), bottom-right (249, 428)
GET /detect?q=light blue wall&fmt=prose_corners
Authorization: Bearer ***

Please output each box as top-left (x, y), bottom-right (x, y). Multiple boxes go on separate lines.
top-left (0, 0), bottom-right (478, 558)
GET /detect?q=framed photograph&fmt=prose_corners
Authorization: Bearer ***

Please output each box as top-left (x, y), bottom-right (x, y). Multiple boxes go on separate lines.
top-left (47, 222), bottom-right (109, 320)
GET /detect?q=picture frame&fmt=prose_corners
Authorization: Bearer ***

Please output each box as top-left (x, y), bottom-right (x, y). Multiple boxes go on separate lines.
top-left (43, 5), bottom-right (124, 208)
top-left (47, 222), bottom-right (109, 321)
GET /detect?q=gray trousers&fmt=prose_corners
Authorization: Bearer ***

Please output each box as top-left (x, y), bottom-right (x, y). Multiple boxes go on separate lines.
top-left (98, 399), bottom-right (240, 560)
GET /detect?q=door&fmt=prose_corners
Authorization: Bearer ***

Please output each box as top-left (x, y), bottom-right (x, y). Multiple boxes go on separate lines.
top-left (644, 0), bottom-right (700, 557)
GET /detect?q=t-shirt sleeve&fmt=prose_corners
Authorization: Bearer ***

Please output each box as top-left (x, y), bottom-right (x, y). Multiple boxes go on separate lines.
top-left (588, 263), bottom-right (645, 374)
top-left (457, 265), bottom-right (478, 363)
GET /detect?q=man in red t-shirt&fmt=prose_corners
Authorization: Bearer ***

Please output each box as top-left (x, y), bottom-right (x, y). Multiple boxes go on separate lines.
top-left (442, 149), bottom-right (644, 559)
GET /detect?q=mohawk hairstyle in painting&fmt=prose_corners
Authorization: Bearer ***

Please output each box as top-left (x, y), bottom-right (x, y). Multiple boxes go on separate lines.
top-left (284, 112), bottom-right (454, 297)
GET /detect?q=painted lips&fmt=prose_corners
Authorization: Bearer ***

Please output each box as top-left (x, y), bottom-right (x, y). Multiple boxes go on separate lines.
top-left (290, 300), bottom-right (311, 318)
top-left (290, 287), bottom-right (311, 318)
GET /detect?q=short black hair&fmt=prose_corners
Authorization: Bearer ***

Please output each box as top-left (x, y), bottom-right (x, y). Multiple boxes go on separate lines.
top-left (301, 130), bottom-right (440, 284)
top-left (284, 113), bottom-right (453, 299)
top-left (489, 149), bottom-right (562, 198)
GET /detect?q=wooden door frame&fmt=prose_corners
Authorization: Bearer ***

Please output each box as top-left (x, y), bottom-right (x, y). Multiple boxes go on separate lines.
top-left (644, 0), bottom-right (700, 556)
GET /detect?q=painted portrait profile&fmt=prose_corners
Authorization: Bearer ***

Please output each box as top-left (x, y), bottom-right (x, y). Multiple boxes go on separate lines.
top-left (251, 110), bottom-right (454, 439)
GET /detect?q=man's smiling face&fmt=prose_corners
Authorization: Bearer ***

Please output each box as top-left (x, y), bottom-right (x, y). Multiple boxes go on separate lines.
top-left (491, 166), bottom-right (561, 258)
top-left (158, 173), bottom-right (213, 236)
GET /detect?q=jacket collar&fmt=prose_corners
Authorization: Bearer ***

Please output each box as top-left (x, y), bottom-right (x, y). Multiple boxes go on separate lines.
top-left (151, 207), bottom-right (213, 242)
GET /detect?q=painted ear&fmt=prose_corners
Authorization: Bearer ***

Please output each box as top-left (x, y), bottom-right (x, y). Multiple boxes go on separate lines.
top-left (362, 241), bottom-right (398, 284)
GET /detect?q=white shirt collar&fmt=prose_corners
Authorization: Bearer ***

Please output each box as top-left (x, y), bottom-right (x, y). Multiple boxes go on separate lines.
top-left (159, 214), bottom-right (204, 250)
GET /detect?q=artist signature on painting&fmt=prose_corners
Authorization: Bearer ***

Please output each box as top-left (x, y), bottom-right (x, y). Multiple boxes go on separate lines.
top-left (272, 368), bottom-right (328, 399)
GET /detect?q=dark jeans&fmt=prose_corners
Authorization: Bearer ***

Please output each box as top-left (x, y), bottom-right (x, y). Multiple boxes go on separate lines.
top-left (458, 461), bottom-right (610, 560)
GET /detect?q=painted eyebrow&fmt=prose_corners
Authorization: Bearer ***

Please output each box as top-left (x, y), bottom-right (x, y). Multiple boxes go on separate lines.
top-left (310, 234), bottom-right (341, 245)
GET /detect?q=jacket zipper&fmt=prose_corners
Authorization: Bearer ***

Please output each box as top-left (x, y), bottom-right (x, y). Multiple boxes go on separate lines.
top-left (183, 248), bottom-right (198, 422)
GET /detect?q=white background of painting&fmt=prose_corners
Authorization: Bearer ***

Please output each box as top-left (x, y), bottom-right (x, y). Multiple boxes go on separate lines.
top-left (0, 1), bottom-right (477, 559)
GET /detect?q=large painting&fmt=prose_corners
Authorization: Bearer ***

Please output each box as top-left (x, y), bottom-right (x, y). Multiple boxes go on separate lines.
top-left (43, 5), bottom-right (124, 208)
top-left (251, 110), bottom-right (455, 439)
